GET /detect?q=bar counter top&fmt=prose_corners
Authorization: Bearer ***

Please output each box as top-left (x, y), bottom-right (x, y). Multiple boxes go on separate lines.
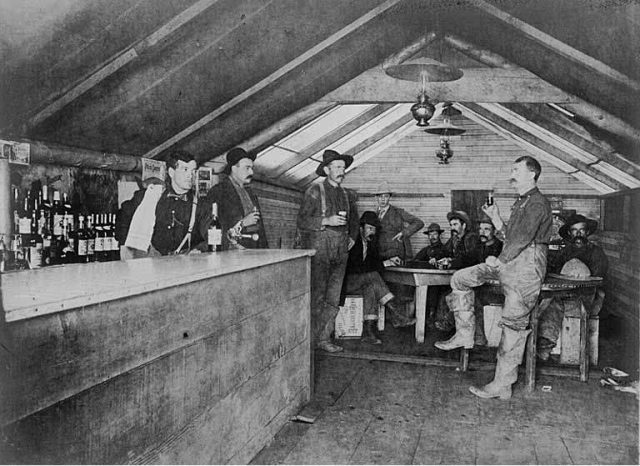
top-left (3, 249), bottom-right (314, 323)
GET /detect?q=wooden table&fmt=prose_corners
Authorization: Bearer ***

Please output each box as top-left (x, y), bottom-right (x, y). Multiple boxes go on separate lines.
top-left (383, 267), bottom-right (454, 343)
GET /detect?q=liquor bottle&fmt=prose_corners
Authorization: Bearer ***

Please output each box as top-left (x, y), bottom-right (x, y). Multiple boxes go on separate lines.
top-left (207, 202), bottom-right (222, 252)
top-left (51, 190), bottom-right (65, 238)
top-left (0, 234), bottom-right (6, 273)
top-left (86, 214), bottom-right (96, 262)
top-left (94, 214), bottom-right (106, 261)
top-left (40, 209), bottom-right (53, 267)
top-left (76, 215), bottom-right (89, 263)
top-left (41, 184), bottom-right (51, 211)
top-left (28, 209), bottom-right (43, 269)
top-left (103, 214), bottom-right (113, 261)
top-left (18, 189), bottom-right (32, 236)
top-left (62, 192), bottom-right (75, 234)
top-left (109, 214), bottom-right (120, 261)
top-left (12, 187), bottom-right (20, 235)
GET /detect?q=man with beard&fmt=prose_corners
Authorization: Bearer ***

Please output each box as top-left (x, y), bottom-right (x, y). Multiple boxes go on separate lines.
top-left (413, 223), bottom-right (448, 265)
top-left (297, 150), bottom-right (359, 353)
top-left (441, 211), bottom-right (481, 269)
top-left (342, 211), bottom-right (415, 345)
top-left (200, 147), bottom-right (268, 250)
top-left (473, 217), bottom-right (504, 346)
top-left (435, 156), bottom-right (552, 400)
top-left (537, 214), bottom-right (608, 360)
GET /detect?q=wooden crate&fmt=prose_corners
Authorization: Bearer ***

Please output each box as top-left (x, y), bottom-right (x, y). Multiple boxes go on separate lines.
top-left (559, 316), bottom-right (599, 365)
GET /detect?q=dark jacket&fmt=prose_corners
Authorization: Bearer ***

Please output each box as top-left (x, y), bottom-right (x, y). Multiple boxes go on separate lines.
top-left (549, 241), bottom-right (608, 278)
top-left (480, 238), bottom-right (503, 261)
top-left (199, 177), bottom-right (268, 250)
top-left (116, 186), bottom-right (205, 255)
top-left (346, 234), bottom-right (385, 276)
top-left (444, 231), bottom-right (481, 269)
top-left (413, 241), bottom-right (448, 263)
top-left (376, 205), bottom-right (424, 260)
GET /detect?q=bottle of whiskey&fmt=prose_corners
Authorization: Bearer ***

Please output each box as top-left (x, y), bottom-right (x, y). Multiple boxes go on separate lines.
top-left (28, 209), bottom-right (43, 269)
top-left (208, 202), bottom-right (222, 252)
top-left (109, 214), bottom-right (120, 261)
top-left (86, 214), bottom-right (96, 262)
top-left (76, 215), bottom-right (89, 263)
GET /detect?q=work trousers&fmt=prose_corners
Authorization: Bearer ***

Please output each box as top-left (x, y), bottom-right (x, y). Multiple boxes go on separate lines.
top-left (309, 229), bottom-right (349, 345)
top-left (450, 244), bottom-right (547, 331)
top-left (343, 271), bottom-right (394, 320)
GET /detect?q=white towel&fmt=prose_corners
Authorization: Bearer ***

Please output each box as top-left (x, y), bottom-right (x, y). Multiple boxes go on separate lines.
top-left (125, 185), bottom-right (164, 252)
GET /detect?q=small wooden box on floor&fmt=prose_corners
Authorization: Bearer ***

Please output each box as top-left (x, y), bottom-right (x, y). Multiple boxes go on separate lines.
top-left (336, 295), bottom-right (363, 338)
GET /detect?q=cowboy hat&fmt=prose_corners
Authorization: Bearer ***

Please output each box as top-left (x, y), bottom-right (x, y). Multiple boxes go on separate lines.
top-left (223, 147), bottom-right (256, 174)
top-left (374, 181), bottom-right (393, 196)
top-left (447, 210), bottom-right (471, 226)
top-left (423, 222), bottom-right (444, 234)
top-left (559, 214), bottom-right (598, 240)
top-left (315, 149), bottom-right (353, 176)
top-left (359, 211), bottom-right (381, 229)
top-left (477, 215), bottom-right (495, 227)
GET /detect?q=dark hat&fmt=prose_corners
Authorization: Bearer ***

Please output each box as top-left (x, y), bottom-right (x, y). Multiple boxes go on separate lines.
top-left (423, 222), bottom-right (444, 234)
top-left (359, 211), bottom-right (381, 228)
top-left (477, 215), bottom-right (494, 227)
top-left (315, 149), bottom-right (354, 176)
top-left (558, 214), bottom-right (598, 240)
top-left (447, 210), bottom-right (471, 226)
top-left (223, 147), bottom-right (255, 174)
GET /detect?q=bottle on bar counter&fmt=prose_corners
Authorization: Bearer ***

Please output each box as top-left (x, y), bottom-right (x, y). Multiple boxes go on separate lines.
top-left (51, 190), bottom-right (65, 239)
top-left (208, 202), bottom-right (222, 252)
top-left (86, 214), bottom-right (96, 262)
top-left (27, 209), bottom-right (43, 269)
top-left (109, 213), bottom-right (119, 261)
top-left (76, 215), bottom-right (89, 263)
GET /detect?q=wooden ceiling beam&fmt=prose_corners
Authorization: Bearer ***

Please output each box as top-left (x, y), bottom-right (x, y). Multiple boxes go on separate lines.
top-left (142, 0), bottom-right (406, 159)
top-left (382, 31), bottom-right (439, 68)
top-left (459, 103), bottom-right (622, 193)
top-left (504, 103), bottom-right (640, 178)
top-left (321, 67), bottom-right (574, 103)
top-left (295, 112), bottom-right (415, 188)
top-left (26, 0), bottom-right (223, 130)
top-left (266, 104), bottom-right (395, 178)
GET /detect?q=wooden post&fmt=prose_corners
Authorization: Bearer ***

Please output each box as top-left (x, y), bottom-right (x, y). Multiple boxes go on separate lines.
top-left (0, 157), bottom-right (11, 238)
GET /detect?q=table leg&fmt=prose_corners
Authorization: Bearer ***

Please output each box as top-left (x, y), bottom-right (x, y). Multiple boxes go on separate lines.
top-left (579, 301), bottom-right (589, 382)
top-left (415, 285), bottom-right (428, 343)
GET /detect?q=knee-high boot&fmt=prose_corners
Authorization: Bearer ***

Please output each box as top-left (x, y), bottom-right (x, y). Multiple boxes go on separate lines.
top-left (434, 290), bottom-right (475, 350)
top-left (469, 327), bottom-right (531, 400)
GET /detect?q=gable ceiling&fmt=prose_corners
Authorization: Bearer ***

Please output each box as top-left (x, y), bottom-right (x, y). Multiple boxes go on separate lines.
top-left (1, 0), bottom-right (639, 193)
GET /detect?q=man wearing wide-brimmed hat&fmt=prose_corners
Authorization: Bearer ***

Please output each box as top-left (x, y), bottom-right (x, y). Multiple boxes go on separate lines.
top-left (537, 213), bottom-right (608, 360)
top-left (442, 210), bottom-right (481, 269)
top-left (297, 149), bottom-right (359, 353)
top-left (478, 215), bottom-right (503, 261)
top-left (199, 147), bottom-right (268, 250)
top-left (413, 223), bottom-right (447, 264)
top-left (374, 181), bottom-right (424, 262)
top-left (342, 211), bottom-right (416, 345)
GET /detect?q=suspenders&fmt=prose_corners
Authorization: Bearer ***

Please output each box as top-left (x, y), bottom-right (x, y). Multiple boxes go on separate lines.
top-left (318, 181), bottom-right (349, 221)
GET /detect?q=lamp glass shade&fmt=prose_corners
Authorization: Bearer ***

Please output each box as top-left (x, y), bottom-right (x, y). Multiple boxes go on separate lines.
top-left (385, 58), bottom-right (464, 82)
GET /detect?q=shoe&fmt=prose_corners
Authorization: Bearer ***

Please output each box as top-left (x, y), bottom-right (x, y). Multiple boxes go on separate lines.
top-left (391, 315), bottom-right (416, 328)
top-left (469, 383), bottom-right (512, 400)
top-left (362, 320), bottom-right (382, 345)
top-left (434, 310), bottom-right (475, 351)
top-left (316, 341), bottom-right (343, 353)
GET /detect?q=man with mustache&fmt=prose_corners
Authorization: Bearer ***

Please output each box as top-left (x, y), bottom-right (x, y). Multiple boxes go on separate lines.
top-left (537, 213), bottom-right (608, 360)
top-left (297, 150), bottom-right (359, 353)
top-left (435, 156), bottom-right (552, 400)
top-left (413, 223), bottom-right (448, 265)
top-left (342, 211), bottom-right (415, 345)
top-left (200, 147), bottom-right (268, 250)
top-left (442, 210), bottom-right (481, 270)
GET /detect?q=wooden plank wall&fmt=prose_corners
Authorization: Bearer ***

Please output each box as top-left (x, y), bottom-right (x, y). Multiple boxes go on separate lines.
top-left (1, 257), bottom-right (311, 464)
top-left (252, 181), bottom-right (303, 249)
top-left (344, 117), bottom-right (602, 253)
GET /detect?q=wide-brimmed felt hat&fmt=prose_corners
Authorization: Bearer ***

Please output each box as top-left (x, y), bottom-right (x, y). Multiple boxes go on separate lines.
top-left (447, 210), bottom-right (471, 226)
top-left (223, 147), bottom-right (255, 174)
top-left (360, 211), bottom-right (381, 228)
top-left (315, 149), bottom-right (353, 176)
top-left (559, 214), bottom-right (598, 240)
top-left (423, 222), bottom-right (444, 234)
top-left (477, 215), bottom-right (495, 227)
top-left (374, 181), bottom-right (393, 196)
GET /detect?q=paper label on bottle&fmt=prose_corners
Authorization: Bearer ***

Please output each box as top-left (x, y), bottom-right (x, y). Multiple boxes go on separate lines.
top-left (88, 239), bottom-right (95, 255)
top-left (77, 239), bottom-right (88, 256)
top-left (111, 238), bottom-right (119, 251)
top-left (104, 236), bottom-right (113, 252)
top-left (53, 214), bottom-right (64, 236)
top-left (95, 237), bottom-right (104, 252)
top-left (29, 246), bottom-right (42, 268)
top-left (208, 227), bottom-right (222, 247)
top-left (18, 217), bottom-right (31, 234)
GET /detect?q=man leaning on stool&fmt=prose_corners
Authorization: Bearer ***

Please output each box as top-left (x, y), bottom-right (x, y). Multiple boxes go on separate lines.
top-left (434, 156), bottom-right (552, 400)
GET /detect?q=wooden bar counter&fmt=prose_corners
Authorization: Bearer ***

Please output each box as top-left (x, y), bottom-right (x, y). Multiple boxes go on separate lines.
top-left (0, 249), bottom-right (314, 464)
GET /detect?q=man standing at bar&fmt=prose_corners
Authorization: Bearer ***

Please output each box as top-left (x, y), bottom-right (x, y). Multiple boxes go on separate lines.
top-left (435, 156), bottom-right (552, 400)
top-left (201, 147), bottom-right (268, 250)
top-left (297, 150), bottom-right (359, 353)
top-left (116, 150), bottom-right (205, 259)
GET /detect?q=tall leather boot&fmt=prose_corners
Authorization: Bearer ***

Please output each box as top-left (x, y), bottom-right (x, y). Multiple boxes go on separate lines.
top-left (434, 290), bottom-right (475, 350)
top-left (362, 320), bottom-right (382, 345)
top-left (469, 327), bottom-right (531, 400)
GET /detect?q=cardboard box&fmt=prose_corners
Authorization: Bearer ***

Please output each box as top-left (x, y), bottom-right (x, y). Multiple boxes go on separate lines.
top-left (335, 295), bottom-right (363, 339)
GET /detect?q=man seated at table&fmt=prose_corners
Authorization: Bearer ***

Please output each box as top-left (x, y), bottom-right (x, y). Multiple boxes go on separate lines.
top-left (342, 211), bottom-right (416, 344)
top-left (412, 222), bottom-right (448, 327)
top-left (537, 213), bottom-right (608, 360)
top-left (433, 211), bottom-right (482, 331)
top-left (474, 216), bottom-right (504, 346)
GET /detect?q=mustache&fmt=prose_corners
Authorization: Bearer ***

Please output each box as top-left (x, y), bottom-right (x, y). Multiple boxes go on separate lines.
top-left (479, 235), bottom-right (488, 241)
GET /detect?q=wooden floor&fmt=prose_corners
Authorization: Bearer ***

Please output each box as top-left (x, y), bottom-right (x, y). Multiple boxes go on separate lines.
top-left (252, 322), bottom-right (639, 465)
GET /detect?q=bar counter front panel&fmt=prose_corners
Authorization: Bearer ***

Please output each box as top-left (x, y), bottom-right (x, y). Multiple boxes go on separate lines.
top-left (1, 249), bottom-right (314, 464)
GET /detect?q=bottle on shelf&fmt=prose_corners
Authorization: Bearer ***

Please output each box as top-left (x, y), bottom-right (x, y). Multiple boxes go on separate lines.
top-left (109, 213), bottom-right (120, 261)
top-left (51, 190), bottom-right (65, 239)
top-left (94, 214), bottom-right (106, 261)
top-left (28, 209), bottom-right (43, 269)
top-left (41, 209), bottom-right (53, 267)
top-left (208, 202), bottom-right (222, 253)
top-left (102, 214), bottom-right (113, 260)
top-left (76, 215), bottom-right (89, 263)
top-left (0, 234), bottom-right (6, 273)
top-left (18, 189), bottom-right (32, 236)
top-left (86, 214), bottom-right (96, 262)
